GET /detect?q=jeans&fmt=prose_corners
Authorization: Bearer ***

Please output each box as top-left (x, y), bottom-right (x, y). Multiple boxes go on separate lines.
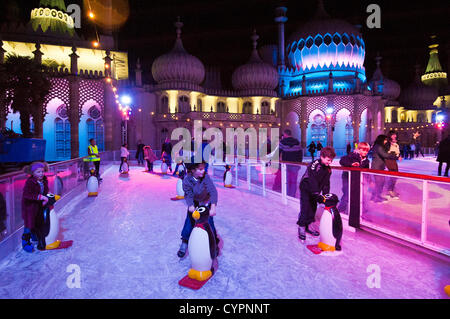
top-left (438, 162), bottom-right (449, 177)
top-left (119, 157), bottom-right (126, 172)
top-left (94, 161), bottom-right (100, 178)
top-left (137, 152), bottom-right (144, 165)
top-left (297, 184), bottom-right (318, 227)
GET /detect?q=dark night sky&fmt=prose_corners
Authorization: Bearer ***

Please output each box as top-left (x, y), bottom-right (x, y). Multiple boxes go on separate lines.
top-left (1, 0), bottom-right (450, 89)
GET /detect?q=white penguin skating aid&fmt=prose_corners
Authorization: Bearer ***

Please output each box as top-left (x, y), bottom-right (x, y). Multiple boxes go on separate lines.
top-left (179, 205), bottom-right (218, 289)
top-left (87, 169), bottom-right (99, 197)
top-left (307, 194), bottom-right (343, 256)
top-left (223, 165), bottom-right (235, 188)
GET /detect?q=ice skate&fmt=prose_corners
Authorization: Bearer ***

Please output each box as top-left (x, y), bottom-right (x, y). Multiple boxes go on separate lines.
top-left (177, 241), bottom-right (188, 258)
top-left (298, 226), bottom-right (306, 242)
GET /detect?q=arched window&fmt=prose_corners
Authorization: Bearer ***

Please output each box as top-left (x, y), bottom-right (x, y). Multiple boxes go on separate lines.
top-left (261, 101), bottom-right (270, 115)
top-left (217, 101), bottom-right (226, 113)
top-left (178, 95), bottom-right (190, 113)
top-left (391, 109), bottom-right (398, 123)
top-left (55, 118), bottom-right (71, 158)
top-left (417, 113), bottom-right (425, 123)
top-left (243, 102), bottom-right (252, 114)
top-left (197, 98), bottom-right (202, 112)
top-left (160, 96), bottom-right (169, 113)
top-left (86, 106), bottom-right (104, 151)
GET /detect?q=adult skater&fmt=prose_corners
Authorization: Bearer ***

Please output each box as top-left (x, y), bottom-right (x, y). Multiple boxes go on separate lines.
top-left (370, 135), bottom-right (398, 202)
top-left (135, 140), bottom-right (145, 166)
top-left (279, 129), bottom-right (303, 198)
top-left (87, 138), bottom-right (101, 180)
top-left (297, 147), bottom-right (336, 240)
top-left (161, 138), bottom-right (173, 173)
top-left (385, 131), bottom-right (402, 199)
top-left (21, 162), bottom-right (50, 252)
top-left (337, 142), bottom-right (370, 213)
top-left (437, 135), bottom-right (450, 177)
top-left (177, 162), bottom-right (219, 258)
top-left (308, 141), bottom-right (317, 161)
top-left (119, 143), bottom-right (129, 173)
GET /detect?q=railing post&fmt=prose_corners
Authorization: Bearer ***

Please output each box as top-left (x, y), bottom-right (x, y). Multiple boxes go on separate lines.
top-left (349, 169), bottom-right (362, 228)
top-left (281, 163), bottom-right (287, 205)
top-left (234, 161), bottom-right (238, 187)
top-left (421, 180), bottom-right (428, 244)
top-left (247, 163), bottom-right (251, 190)
top-left (262, 163), bottom-right (266, 197)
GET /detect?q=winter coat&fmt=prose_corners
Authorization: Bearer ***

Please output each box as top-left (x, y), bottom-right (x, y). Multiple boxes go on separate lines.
top-left (437, 137), bottom-right (450, 163)
top-left (300, 158), bottom-right (331, 199)
top-left (182, 174), bottom-right (218, 207)
top-left (279, 137), bottom-right (303, 163)
top-left (22, 176), bottom-right (49, 229)
top-left (308, 143), bottom-right (316, 153)
top-left (340, 151), bottom-right (370, 169)
top-left (370, 144), bottom-right (398, 171)
top-left (143, 147), bottom-right (158, 162)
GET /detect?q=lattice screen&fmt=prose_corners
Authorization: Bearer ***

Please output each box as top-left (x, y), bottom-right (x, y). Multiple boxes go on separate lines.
top-left (79, 79), bottom-right (105, 117)
top-left (43, 77), bottom-right (70, 115)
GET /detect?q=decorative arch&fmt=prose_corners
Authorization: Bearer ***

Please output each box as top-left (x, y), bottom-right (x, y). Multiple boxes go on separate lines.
top-left (334, 108), bottom-right (353, 156)
top-left (243, 101), bottom-right (252, 114)
top-left (307, 109), bottom-right (327, 147)
top-left (79, 99), bottom-right (104, 157)
top-left (160, 95), bottom-right (169, 113)
top-left (178, 95), bottom-right (190, 113)
top-left (43, 97), bottom-right (71, 161)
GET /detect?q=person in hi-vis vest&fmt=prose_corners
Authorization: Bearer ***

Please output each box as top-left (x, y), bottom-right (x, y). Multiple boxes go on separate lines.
top-left (87, 138), bottom-right (101, 180)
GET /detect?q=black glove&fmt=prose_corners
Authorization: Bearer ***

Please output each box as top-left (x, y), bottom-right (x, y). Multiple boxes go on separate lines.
top-left (315, 193), bottom-right (326, 204)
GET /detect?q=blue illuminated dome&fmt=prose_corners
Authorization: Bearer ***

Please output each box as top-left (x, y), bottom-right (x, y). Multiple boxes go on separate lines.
top-left (286, 0), bottom-right (365, 77)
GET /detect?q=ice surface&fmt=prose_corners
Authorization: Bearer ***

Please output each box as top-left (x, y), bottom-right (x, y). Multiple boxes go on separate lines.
top-left (0, 164), bottom-right (448, 299)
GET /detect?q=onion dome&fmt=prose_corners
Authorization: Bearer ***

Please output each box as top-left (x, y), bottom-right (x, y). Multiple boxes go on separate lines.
top-left (400, 65), bottom-right (439, 110)
top-left (369, 54), bottom-right (401, 103)
top-left (286, 0), bottom-right (365, 73)
top-left (232, 31), bottom-right (279, 94)
top-left (30, 0), bottom-right (75, 36)
top-left (151, 17), bottom-right (205, 86)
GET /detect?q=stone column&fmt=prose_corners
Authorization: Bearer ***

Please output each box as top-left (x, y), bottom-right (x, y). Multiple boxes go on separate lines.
top-left (33, 43), bottom-right (44, 138)
top-left (300, 98), bottom-right (307, 149)
top-left (326, 95), bottom-right (334, 147)
top-left (70, 45), bottom-right (79, 75)
top-left (68, 75), bottom-right (80, 158)
top-left (352, 96), bottom-right (361, 144)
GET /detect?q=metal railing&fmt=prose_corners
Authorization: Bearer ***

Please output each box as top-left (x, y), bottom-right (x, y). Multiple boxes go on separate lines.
top-left (208, 157), bottom-right (450, 257)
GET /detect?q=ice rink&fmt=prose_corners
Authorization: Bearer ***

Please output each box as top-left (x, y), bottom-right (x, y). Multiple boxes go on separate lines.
top-left (0, 163), bottom-right (448, 299)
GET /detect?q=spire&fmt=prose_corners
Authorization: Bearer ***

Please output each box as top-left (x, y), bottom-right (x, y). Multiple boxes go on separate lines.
top-left (372, 52), bottom-right (384, 82)
top-left (172, 16), bottom-right (186, 52)
top-left (249, 29), bottom-right (263, 63)
top-left (422, 35), bottom-right (448, 88)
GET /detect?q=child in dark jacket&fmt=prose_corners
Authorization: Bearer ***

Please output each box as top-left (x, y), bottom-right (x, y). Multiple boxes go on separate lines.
top-left (177, 162), bottom-right (219, 258)
top-left (21, 162), bottom-right (50, 252)
top-left (297, 147), bottom-right (336, 240)
top-left (337, 142), bottom-right (370, 213)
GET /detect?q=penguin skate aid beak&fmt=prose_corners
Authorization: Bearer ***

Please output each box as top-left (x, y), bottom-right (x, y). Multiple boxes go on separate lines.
top-left (192, 210), bottom-right (200, 220)
top-left (55, 195), bottom-right (61, 201)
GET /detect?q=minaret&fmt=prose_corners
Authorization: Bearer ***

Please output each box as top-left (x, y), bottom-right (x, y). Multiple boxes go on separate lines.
top-left (274, 6), bottom-right (288, 69)
top-left (135, 58), bottom-right (142, 87)
top-left (421, 35), bottom-right (448, 89)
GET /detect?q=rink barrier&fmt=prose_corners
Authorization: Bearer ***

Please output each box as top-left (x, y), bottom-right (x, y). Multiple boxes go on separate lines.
top-left (0, 151), bottom-right (117, 262)
top-left (211, 157), bottom-right (450, 257)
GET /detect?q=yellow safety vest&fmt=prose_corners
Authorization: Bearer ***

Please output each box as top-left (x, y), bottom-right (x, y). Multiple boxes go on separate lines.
top-left (84, 145), bottom-right (100, 162)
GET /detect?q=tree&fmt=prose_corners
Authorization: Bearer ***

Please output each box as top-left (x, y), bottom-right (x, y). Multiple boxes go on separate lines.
top-left (0, 54), bottom-right (51, 138)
